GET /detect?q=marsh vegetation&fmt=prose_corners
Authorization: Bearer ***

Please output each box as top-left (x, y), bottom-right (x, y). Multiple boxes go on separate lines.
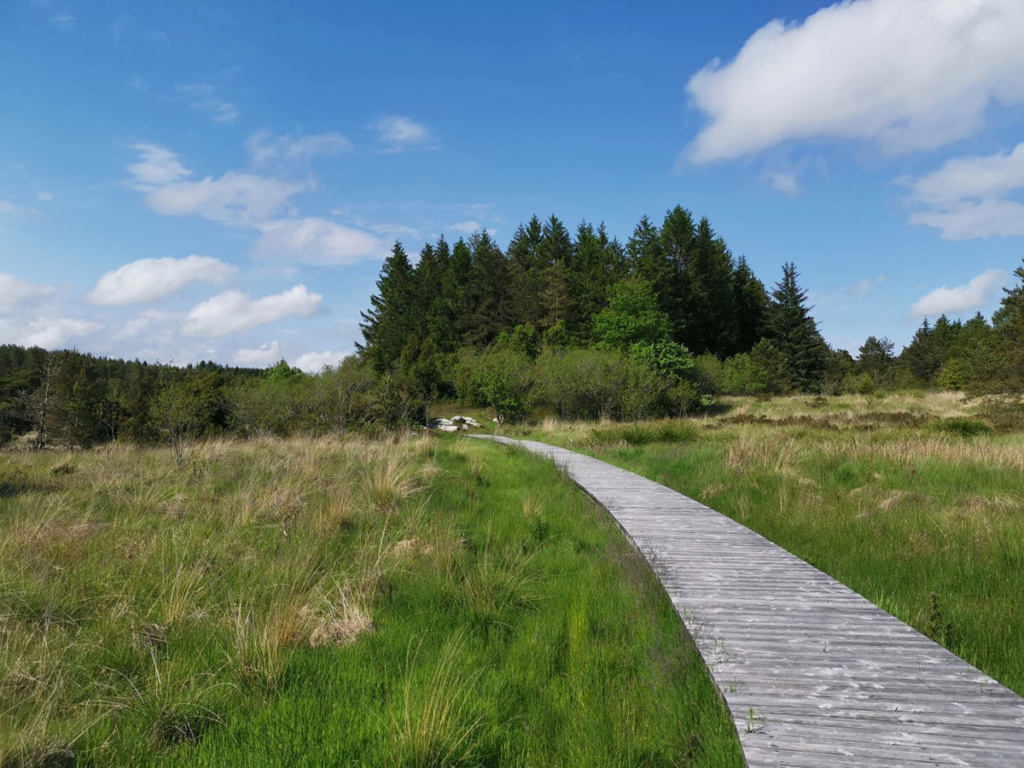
top-left (514, 392), bottom-right (1024, 695)
top-left (0, 436), bottom-right (742, 766)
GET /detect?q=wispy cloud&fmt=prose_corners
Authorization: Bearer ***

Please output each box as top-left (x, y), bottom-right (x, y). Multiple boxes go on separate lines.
top-left (766, 172), bottom-right (799, 197)
top-left (128, 143), bottom-right (191, 187)
top-left (0, 200), bottom-right (42, 219)
top-left (176, 82), bottom-right (239, 124)
top-left (370, 115), bottom-right (435, 153)
top-left (247, 130), bottom-right (353, 166)
top-left (905, 142), bottom-right (1024, 240)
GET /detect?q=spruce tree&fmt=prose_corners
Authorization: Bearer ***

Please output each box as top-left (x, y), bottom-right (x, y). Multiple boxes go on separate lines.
top-left (507, 217), bottom-right (545, 328)
top-left (768, 262), bottom-right (828, 392)
top-left (626, 216), bottom-right (675, 321)
top-left (464, 231), bottom-right (509, 346)
top-left (358, 241), bottom-right (417, 372)
top-left (684, 218), bottom-right (737, 357)
top-left (986, 259), bottom-right (1024, 394)
top-left (428, 238), bottom-right (472, 351)
top-left (732, 256), bottom-right (770, 354)
top-left (660, 206), bottom-right (696, 336)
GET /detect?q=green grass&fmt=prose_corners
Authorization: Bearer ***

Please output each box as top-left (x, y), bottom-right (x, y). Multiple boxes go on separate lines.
top-left (520, 395), bottom-right (1024, 696)
top-left (0, 436), bottom-right (742, 767)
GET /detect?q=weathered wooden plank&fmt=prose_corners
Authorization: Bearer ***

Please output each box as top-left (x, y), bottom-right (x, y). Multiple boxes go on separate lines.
top-left (475, 436), bottom-right (1024, 767)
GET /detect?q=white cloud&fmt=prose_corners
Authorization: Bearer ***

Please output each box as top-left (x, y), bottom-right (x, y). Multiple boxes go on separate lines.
top-left (0, 200), bottom-right (42, 219)
top-left (905, 143), bottom-right (1024, 239)
top-left (252, 218), bottom-right (386, 265)
top-left (910, 268), bottom-right (1008, 317)
top-left (0, 317), bottom-right (102, 348)
top-left (176, 82), bottom-right (239, 123)
top-left (182, 284), bottom-right (322, 338)
top-left (0, 273), bottom-right (58, 312)
top-left (129, 143), bottom-right (191, 187)
top-left (684, 0), bottom-right (1024, 163)
top-left (372, 115), bottom-right (433, 153)
top-left (52, 12), bottom-right (75, 26)
top-left (909, 199), bottom-right (1024, 241)
top-left (848, 275), bottom-right (886, 297)
top-left (766, 172), bottom-right (799, 197)
top-left (112, 309), bottom-right (178, 341)
top-left (448, 220), bottom-right (482, 233)
top-left (87, 255), bottom-right (237, 306)
top-left (233, 340), bottom-right (281, 367)
top-left (144, 172), bottom-right (309, 227)
top-left (293, 349), bottom-right (349, 373)
top-left (36, 192), bottom-right (54, 203)
top-left (247, 130), bottom-right (353, 166)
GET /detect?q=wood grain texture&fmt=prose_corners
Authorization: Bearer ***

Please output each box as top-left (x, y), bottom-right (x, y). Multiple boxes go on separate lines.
top-left (475, 436), bottom-right (1024, 767)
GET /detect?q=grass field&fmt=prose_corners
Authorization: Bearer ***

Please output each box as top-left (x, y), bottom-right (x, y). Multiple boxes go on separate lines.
top-left (512, 393), bottom-right (1024, 696)
top-left (0, 436), bottom-right (742, 767)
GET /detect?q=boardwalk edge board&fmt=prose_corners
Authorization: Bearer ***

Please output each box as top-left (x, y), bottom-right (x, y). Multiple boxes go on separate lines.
top-left (474, 435), bottom-right (1024, 767)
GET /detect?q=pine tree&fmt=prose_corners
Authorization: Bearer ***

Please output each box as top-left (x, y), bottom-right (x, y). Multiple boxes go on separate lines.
top-left (768, 262), bottom-right (828, 392)
top-left (359, 241), bottom-right (417, 372)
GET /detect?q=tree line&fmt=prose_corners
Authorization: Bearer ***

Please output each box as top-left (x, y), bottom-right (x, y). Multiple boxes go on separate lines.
top-left (2, 209), bottom-right (1022, 447)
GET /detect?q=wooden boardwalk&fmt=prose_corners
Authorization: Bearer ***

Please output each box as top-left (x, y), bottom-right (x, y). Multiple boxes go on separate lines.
top-left (477, 436), bottom-right (1024, 767)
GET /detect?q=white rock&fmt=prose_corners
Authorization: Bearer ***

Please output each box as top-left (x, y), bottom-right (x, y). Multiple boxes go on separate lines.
top-left (436, 424), bottom-right (460, 433)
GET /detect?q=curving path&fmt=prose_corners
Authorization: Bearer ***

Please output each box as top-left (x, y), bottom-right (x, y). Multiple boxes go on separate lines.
top-left (476, 436), bottom-right (1024, 767)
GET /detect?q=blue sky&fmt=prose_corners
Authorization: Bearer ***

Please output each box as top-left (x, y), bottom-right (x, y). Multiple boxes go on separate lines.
top-left (2, 0), bottom-right (1023, 369)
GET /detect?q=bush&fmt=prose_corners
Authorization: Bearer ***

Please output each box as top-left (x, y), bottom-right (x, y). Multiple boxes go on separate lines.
top-left (538, 348), bottom-right (629, 420)
top-left (933, 417), bottom-right (993, 437)
top-left (475, 348), bottom-right (537, 424)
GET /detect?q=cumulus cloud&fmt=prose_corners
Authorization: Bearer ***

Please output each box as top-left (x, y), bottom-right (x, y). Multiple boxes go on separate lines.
top-left (182, 284), bottom-right (322, 338)
top-left (176, 82), bottom-right (239, 124)
top-left (247, 130), bottom-right (353, 166)
top-left (372, 115), bottom-right (433, 153)
top-left (766, 172), bottom-right (800, 197)
top-left (127, 142), bottom-right (384, 263)
top-left (233, 340), bottom-right (281, 366)
top-left (87, 255), bottom-right (237, 306)
top-left (905, 143), bottom-right (1024, 239)
top-left (685, 0), bottom-right (1024, 163)
top-left (129, 143), bottom-right (192, 187)
top-left (293, 349), bottom-right (349, 373)
top-left (910, 268), bottom-right (1008, 317)
top-left (0, 316), bottom-right (102, 348)
top-left (144, 172), bottom-right (310, 227)
top-left (0, 273), bottom-right (58, 312)
top-left (252, 218), bottom-right (386, 265)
